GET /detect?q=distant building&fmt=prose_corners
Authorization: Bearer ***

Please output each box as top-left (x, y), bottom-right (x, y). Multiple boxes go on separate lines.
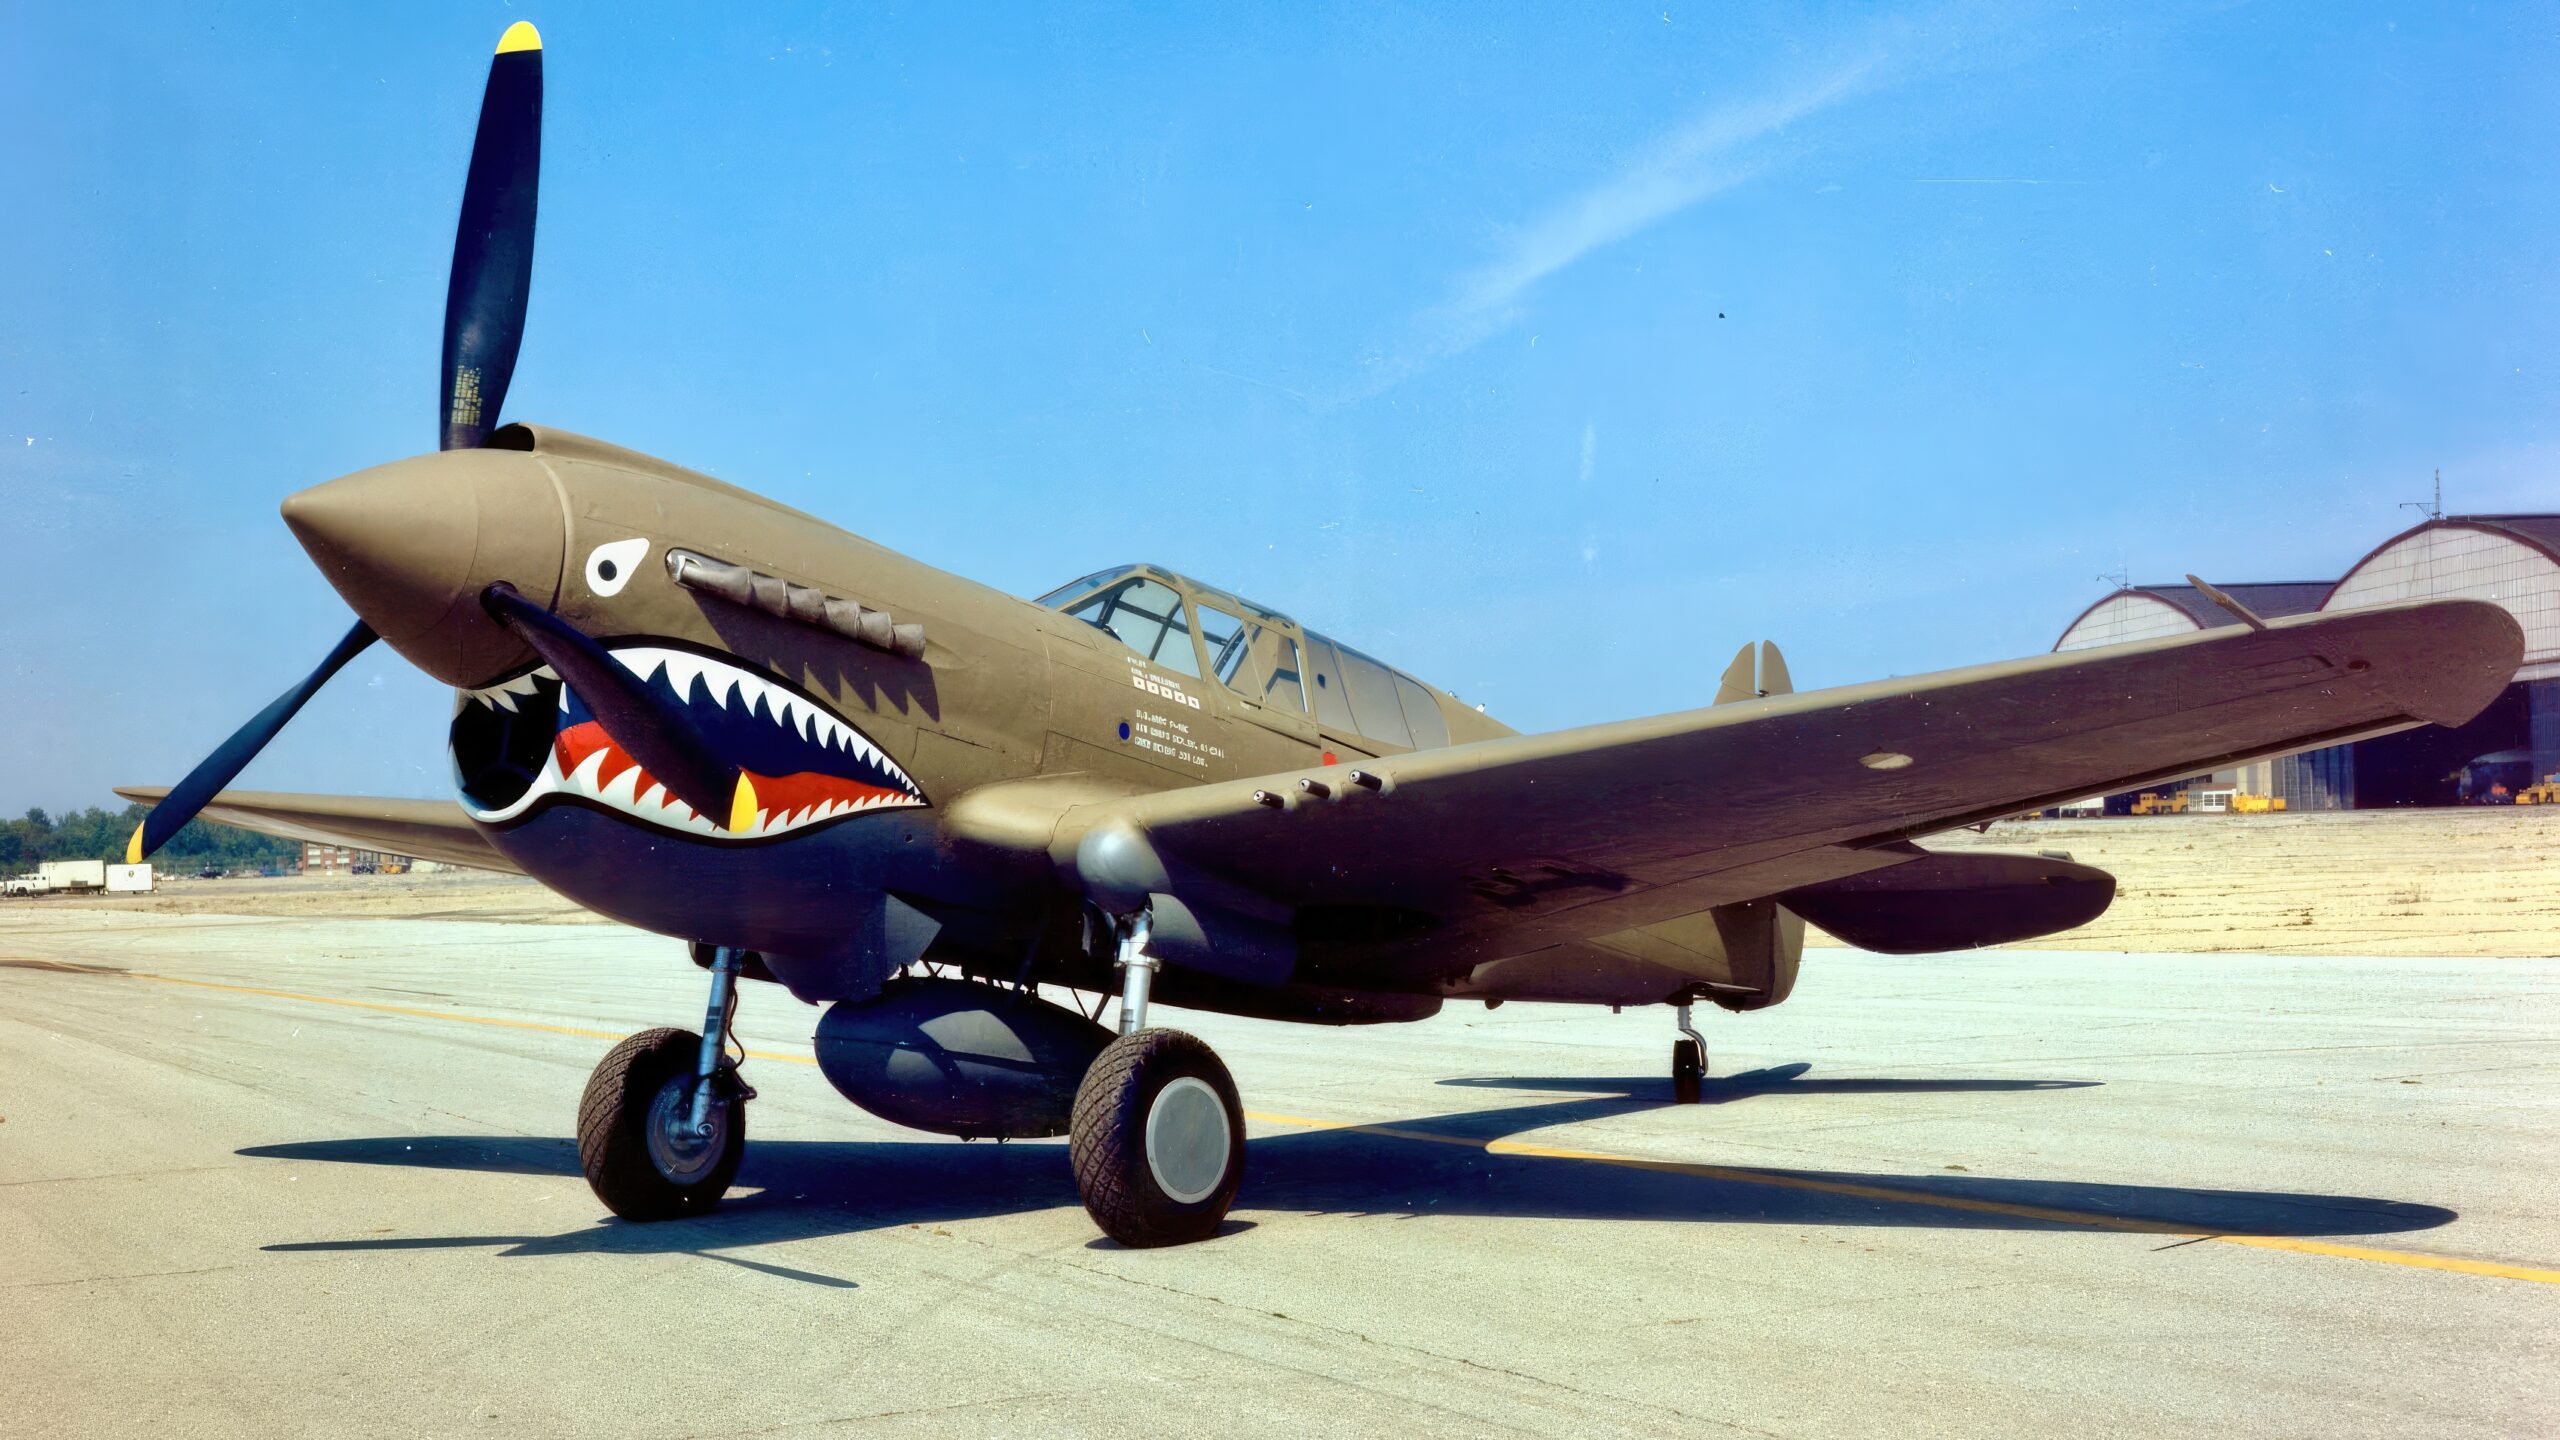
top-left (300, 841), bottom-right (419, 871)
top-left (2055, 515), bottom-right (2560, 810)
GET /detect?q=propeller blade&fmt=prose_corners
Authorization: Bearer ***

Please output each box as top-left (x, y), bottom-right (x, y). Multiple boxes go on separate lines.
top-left (478, 583), bottom-right (755, 830)
top-left (441, 21), bottom-right (543, 451)
top-left (126, 619), bottom-right (380, 862)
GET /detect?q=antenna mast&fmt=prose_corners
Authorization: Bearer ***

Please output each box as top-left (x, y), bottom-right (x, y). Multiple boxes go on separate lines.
top-left (2401, 469), bottom-right (2444, 522)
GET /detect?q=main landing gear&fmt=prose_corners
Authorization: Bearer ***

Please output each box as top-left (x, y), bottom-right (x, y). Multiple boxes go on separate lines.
top-left (1671, 1001), bottom-right (1707, 1105)
top-left (1069, 910), bottom-right (1247, 1248)
top-left (578, 945), bottom-right (754, 1220)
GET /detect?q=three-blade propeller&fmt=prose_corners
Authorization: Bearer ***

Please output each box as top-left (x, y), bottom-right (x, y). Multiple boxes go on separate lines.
top-left (130, 21), bottom-right (760, 860)
top-left (129, 23), bottom-right (566, 862)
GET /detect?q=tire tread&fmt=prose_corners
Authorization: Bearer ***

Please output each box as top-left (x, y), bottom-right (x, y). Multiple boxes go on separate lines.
top-left (1069, 1028), bottom-right (1242, 1248)
top-left (577, 1027), bottom-right (742, 1221)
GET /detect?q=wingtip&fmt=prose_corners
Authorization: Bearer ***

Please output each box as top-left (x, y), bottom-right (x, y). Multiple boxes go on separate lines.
top-left (497, 20), bottom-right (541, 54)
top-left (2322, 598), bottom-right (2525, 728)
top-left (125, 822), bottom-right (146, 866)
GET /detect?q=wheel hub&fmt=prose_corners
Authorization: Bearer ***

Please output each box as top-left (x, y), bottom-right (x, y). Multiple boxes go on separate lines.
top-left (1144, 1075), bottom-right (1230, 1204)
top-left (645, 1074), bottom-right (728, 1184)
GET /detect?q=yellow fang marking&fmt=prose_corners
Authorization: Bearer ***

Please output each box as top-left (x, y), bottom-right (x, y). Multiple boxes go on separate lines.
top-left (124, 822), bottom-right (145, 865)
top-left (727, 774), bottom-right (759, 833)
top-left (496, 21), bottom-right (541, 54)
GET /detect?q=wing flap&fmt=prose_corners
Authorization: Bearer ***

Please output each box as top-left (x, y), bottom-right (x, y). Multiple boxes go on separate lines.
top-left (111, 786), bottom-right (520, 874)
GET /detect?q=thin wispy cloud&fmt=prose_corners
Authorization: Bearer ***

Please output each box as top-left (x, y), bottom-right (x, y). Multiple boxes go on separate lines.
top-left (1358, 57), bottom-right (1881, 395)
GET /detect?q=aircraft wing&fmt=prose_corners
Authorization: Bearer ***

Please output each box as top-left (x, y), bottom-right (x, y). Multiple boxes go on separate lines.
top-left (111, 786), bottom-right (520, 874)
top-left (1056, 600), bottom-right (2519, 971)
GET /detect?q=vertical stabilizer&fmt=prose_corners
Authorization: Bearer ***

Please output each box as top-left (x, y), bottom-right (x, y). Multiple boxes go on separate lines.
top-left (1714, 641), bottom-right (1793, 703)
top-left (1756, 640), bottom-right (1792, 696)
top-left (1713, 643), bottom-right (1757, 704)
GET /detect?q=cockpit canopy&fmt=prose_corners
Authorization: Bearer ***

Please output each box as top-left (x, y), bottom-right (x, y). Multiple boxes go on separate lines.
top-left (1035, 564), bottom-right (1457, 750)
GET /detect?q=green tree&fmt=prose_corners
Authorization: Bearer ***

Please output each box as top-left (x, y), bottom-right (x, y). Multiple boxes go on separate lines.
top-left (2, 803), bottom-right (299, 872)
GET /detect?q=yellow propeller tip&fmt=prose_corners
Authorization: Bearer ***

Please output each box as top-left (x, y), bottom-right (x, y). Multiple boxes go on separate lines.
top-left (497, 21), bottom-right (541, 54)
top-left (727, 776), bottom-right (759, 834)
top-left (125, 823), bottom-right (145, 866)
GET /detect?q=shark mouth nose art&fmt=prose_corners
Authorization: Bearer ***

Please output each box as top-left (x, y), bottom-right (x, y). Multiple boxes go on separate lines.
top-left (450, 643), bottom-right (926, 839)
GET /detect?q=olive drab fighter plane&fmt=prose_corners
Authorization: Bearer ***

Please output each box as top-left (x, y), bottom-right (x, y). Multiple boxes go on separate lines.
top-left (120, 25), bottom-right (2523, 1247)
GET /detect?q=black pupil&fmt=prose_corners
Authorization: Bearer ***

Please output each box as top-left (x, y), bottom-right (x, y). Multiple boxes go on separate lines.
top-left (597, 559), bottom-right (618, 581)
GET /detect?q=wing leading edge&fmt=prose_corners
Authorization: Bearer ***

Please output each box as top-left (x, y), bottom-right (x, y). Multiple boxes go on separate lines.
top-left (110, 786), bottom-right (520, 874)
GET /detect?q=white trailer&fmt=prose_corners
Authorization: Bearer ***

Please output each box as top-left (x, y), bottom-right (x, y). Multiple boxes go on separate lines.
top-left (106, 863), bottom-right (154, 893)
top-left (39, 859), bottom-right (107, 893)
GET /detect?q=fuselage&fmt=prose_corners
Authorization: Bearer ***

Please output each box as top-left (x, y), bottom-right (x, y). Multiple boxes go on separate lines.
top-left (286, 425), bottom-right (1508, 997)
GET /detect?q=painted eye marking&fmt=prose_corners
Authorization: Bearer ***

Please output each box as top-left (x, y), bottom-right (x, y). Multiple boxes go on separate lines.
top-left (585, 538), bottom-right (651, 597)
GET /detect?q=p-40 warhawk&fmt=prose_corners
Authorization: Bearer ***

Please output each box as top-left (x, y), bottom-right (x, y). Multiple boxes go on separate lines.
top-left (123, 25), bottom-right (2521, 1246)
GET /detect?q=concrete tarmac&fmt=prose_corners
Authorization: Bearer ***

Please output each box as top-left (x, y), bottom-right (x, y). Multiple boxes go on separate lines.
top-left (2, 910), bottom-right (2554, 1438)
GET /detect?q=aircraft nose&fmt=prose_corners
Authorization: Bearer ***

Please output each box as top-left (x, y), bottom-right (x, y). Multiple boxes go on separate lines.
top-left (282, 448), bottom-right (566, 686)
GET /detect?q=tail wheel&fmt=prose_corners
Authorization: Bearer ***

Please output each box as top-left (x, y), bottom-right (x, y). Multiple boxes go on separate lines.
top-left (577, 1026), bottom-right (745, 1221)
top-left (1070, 1028), bottom-right (1245, 1248)
top-left (1672, 1038), bottom-right (1704, 1105)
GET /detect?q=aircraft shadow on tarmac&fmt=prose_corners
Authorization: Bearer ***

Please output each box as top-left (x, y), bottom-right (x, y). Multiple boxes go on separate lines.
top-left (238, 1064), bottom-right (2455, 1277)
top-left (1435, 1061), bottom-right (2100, 1103)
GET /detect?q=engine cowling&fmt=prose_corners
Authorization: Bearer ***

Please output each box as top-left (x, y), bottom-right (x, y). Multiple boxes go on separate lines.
top-left (814, 977), bottom-right (1113, 1139)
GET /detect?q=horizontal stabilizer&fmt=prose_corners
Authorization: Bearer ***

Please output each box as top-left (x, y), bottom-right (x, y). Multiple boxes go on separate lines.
top-left (1780, 846), bottom-right (2113, 954)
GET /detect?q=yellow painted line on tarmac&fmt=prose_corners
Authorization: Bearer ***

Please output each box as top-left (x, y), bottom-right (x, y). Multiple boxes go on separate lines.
top-left (2207, 1235), bottom-right (2560, 1285)
top-left (1238, 1116), bottom-right (2560, 1285)
top-left (23, 957), bottom-right (2560, 1286)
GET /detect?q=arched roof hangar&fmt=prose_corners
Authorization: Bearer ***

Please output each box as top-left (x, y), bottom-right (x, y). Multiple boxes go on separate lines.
top-left (2055, 582), bottom-right (2331, 653)
top-left (2321, 516), bottom-right (2560, 681)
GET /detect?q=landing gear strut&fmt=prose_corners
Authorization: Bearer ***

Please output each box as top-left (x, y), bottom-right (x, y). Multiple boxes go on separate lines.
top-left (576, 945), bottom-right (754, 1220)
top-left (1069, 910), bottom-right (1246, 1247)
top-left (1671, 1001), bottom-right (1706, 1105)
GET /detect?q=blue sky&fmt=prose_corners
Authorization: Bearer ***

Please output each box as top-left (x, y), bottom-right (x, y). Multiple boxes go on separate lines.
top-left (5, 2), bottom-right (2556, 813)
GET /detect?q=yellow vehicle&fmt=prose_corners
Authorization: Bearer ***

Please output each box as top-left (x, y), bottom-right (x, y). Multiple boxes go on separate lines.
top-left (2130, 791), bottom-right (2189, 815)
top-left (2231, 793), bottom-right (2287, 814)
top-left (2517, 778), bottom-right (2560, 806)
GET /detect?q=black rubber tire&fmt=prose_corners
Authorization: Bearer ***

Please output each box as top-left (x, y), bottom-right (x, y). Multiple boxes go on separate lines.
top-left (577, 1026), bottom-right (745, 1222)
top-left (1070, 1028), bottom-right (1246, 1248)
top-left (1672, 1038), bottom-right (1704, 1105)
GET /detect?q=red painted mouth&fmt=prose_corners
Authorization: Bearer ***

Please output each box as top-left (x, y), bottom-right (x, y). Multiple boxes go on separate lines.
top-left (552, 720), bottom-right (918, 832)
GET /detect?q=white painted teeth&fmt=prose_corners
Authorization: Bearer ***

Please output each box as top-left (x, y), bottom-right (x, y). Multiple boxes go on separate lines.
top-left (597, 760), bottom-right (643, 809)
top-left (565, 746), bottom-right (610, 795)
top-left (547, 741), bottom-right (725, 838)
top-left (655, 650), bottom-right (709, 704)
top-left (460, 645), bottom-right (922, 837)
top-left (463, 666), bottom-right (558, 712)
